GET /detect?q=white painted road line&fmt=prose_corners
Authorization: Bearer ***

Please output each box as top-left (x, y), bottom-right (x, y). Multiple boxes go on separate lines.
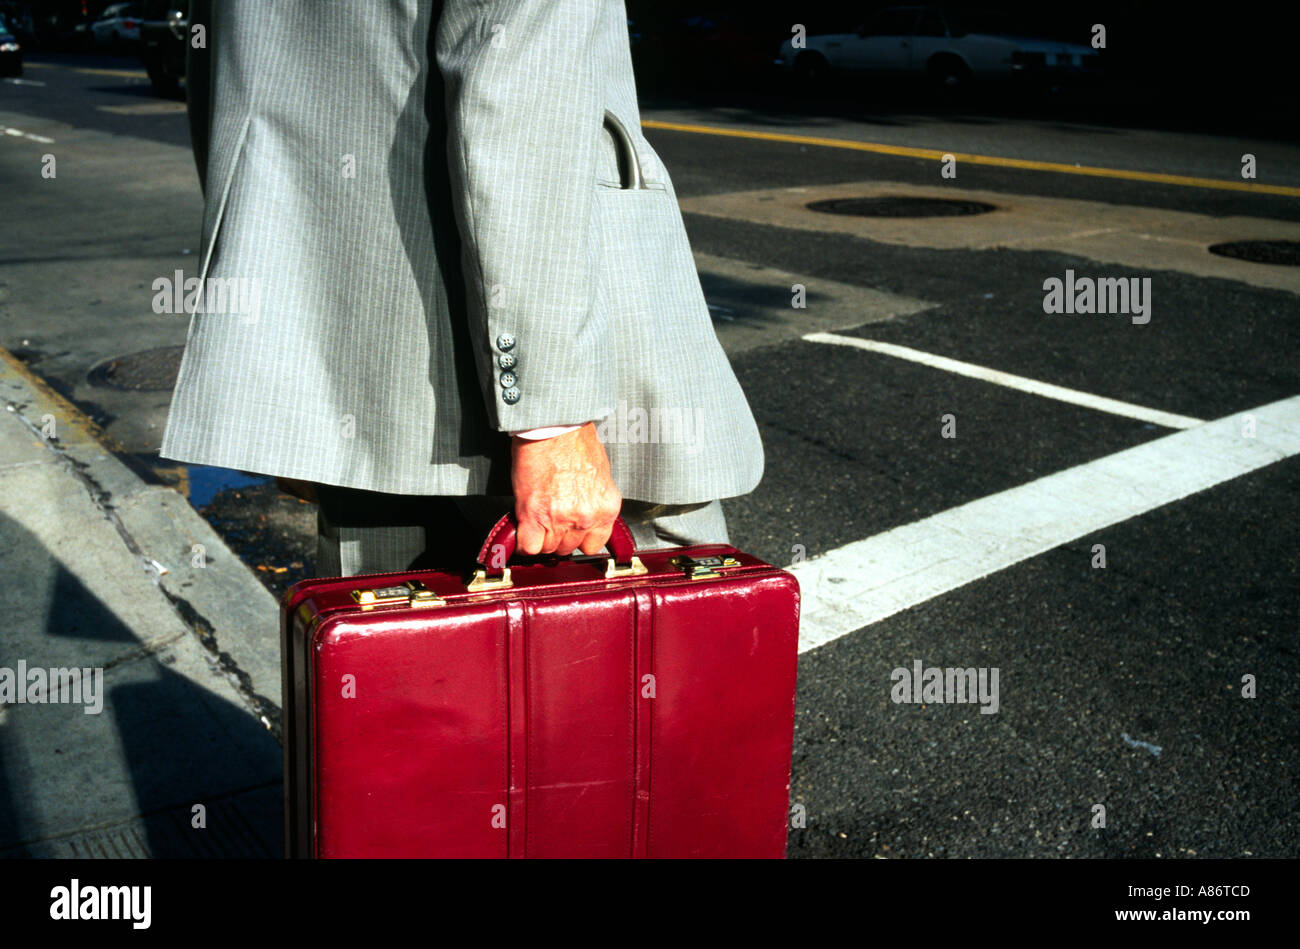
top-left (790, 395), bottom-right (1300, 654)
top-left (804, 332), bottom-right (1206, 429)
top-left (96, 102), bottom-right (188, 116)
top-left (0, 124), bottom-right (55, 144)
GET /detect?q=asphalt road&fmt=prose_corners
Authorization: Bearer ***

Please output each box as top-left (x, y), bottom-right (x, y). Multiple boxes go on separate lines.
top-left (1, 52), bottom-right (1297, 859)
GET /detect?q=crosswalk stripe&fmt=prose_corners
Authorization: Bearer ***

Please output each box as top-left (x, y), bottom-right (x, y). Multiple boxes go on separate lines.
top-left (804, 332), bottom-right (1205, 429)
top-left (789, 395), bottom-right (1300, 653)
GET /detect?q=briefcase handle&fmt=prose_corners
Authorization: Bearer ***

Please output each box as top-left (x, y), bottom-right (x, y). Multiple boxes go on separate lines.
top-left (469, 513), bottom-right (646, 592)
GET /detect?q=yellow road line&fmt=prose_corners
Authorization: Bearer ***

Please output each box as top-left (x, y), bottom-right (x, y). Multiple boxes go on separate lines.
top-left (642, 119), bottom-right (1300, 198)
top-left (25, 62), bottom-right (147, 79)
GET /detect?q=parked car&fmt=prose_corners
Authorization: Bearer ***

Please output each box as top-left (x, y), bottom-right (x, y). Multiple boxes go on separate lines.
top-left (91, 2), bottom-right (140, 50)
top-left (139, 0), bottom-right (187, 97)
top-left (776, 5), bottom-right (1101, 95)
top-left (0, 2), bottom-right (34, 49)
top-left (0, 11), bottom-right (21, 76)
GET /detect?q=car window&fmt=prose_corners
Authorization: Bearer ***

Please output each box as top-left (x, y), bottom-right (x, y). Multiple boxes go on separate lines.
top-left (860, 9), bottom-right (920, 36)
top-left (916, 10), bottom-right (947, 37)
top-left (948, 10), bottom-right (1017, 38)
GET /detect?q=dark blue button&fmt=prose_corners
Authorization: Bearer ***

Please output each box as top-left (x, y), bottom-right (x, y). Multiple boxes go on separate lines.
top-left (502, 386), bottom-right (520, 404)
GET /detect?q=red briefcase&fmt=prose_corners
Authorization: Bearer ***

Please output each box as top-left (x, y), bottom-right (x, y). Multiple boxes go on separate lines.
top-left (280, 513), bottom-right (800, 858)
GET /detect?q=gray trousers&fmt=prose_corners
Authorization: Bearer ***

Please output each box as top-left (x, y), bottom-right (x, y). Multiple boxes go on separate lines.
top-left (314, 488), bottom-right (729, 577)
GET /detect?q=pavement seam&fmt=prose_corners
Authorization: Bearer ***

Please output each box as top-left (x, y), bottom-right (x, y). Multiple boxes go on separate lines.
top-left (96, 629), bottom-right (190, 673)
top-left (5, 396), bottom-right (168, 582)
top-left (1, 345), bottom-right (282, 741)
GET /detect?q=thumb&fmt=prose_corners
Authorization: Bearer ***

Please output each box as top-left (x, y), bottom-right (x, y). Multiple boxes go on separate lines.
top-left (515, 514), bottom-right (545, 556)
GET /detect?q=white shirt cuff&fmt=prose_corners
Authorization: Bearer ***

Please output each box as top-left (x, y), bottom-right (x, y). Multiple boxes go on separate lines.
top-left (510, 424), bottom-right (584, 440)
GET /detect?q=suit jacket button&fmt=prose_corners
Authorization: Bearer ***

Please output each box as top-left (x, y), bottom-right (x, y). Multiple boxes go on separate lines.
top-left (497, 353), bottom-right (516, 370)
top-left (502, 386), bottom-right (521, 404)
top-left (496, 333), bottom-right (516, 351)
top-left (499, 371), bottom-right (517, 388)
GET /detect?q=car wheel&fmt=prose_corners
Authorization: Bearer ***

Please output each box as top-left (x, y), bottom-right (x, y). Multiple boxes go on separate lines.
top-left (793, 52), bottom-right (831, 95)
top-left (927, 56), bottom-right (971, 101)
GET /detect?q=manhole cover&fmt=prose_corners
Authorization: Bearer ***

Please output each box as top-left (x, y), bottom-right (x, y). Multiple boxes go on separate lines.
top-left (87, 345), bottom-right (185, 391)
top-left (806, 196), bottom-right (997, 218)
top-left (1207, 240), bottom-right (1300, 266)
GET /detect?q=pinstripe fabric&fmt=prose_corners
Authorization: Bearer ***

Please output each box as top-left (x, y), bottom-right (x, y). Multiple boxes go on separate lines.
top-left (160, 1), bottom-right (764, 505)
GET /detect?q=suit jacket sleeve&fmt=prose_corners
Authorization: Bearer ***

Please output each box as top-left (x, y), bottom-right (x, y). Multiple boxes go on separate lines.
top-left (435, 0), bottom-right (615, 432)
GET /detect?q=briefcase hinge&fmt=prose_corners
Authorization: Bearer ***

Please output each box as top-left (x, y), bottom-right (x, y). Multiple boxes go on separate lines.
top-left (670, 554), bottom-right (740, 579)
top-left (350, 580), bottom-right (446, 608)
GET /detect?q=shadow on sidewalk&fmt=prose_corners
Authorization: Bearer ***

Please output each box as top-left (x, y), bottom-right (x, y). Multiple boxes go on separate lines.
top-left (0, 512), bottom-right (281, 858)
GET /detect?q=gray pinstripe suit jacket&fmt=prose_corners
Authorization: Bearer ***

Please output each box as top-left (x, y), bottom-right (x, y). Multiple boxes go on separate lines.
top-left (159, 0), bottom-right (764, 504)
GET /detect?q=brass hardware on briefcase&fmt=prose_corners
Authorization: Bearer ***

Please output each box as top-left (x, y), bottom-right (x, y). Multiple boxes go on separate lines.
top-left (467, 568), bottom-right (514, 593)
top-left (605, 555), bottom-right (648, 579)
top-left (671, 555), bottom-right (741, 579)
top-left (350, 580), bottom-right (446, 608)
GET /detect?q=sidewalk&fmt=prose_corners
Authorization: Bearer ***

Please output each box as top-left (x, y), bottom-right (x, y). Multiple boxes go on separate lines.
top-left (0, 346), bottom-right (283, 857)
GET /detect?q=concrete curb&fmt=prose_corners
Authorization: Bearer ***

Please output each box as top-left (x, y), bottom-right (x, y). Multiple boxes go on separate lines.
top-left (0, 346), bottom-right (283, 737)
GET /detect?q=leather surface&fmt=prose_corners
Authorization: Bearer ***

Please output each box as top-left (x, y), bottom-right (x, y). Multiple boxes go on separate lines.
top-left (282, 540), bottom-right (800, 858)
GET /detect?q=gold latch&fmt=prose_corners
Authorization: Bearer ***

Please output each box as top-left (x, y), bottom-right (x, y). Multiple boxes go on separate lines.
top-left (605, 555), bottom-right (648, 579)
top-left (350, 580), bottom-right (446, 608)
top-left (467, 567), bottom-right (513, 593)
top-left (671, 554), bottom-right (740, 579)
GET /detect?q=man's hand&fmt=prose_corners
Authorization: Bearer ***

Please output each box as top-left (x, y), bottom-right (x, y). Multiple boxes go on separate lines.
top-left (511, 421), bottom-right (622, 557)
